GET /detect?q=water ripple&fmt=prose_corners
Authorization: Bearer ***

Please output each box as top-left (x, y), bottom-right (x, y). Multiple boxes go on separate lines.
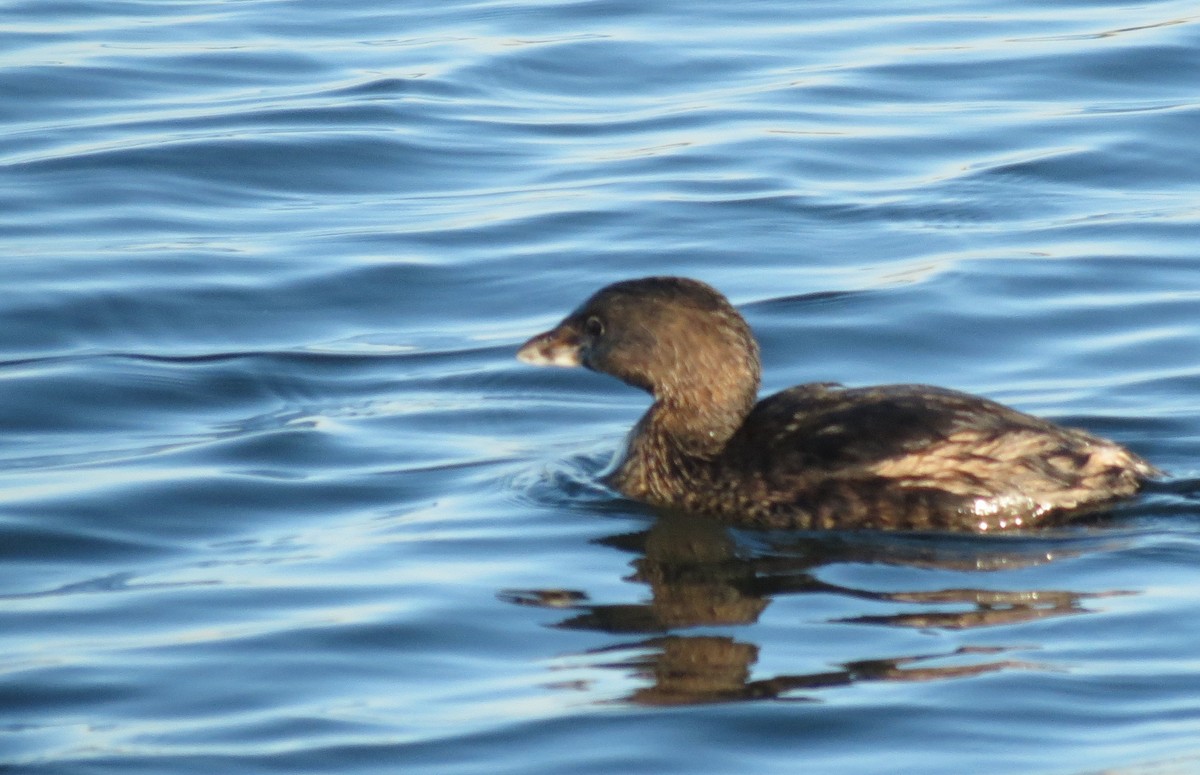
top-left (3, 0), bottom-right (1200, 773)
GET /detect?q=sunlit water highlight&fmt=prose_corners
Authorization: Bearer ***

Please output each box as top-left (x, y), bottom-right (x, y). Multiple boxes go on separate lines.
top-left (2, 1), bottom-right (1200, 773)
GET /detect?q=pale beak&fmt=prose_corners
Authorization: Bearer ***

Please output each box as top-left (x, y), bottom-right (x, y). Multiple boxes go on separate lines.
top-left (517, 324), bottom-right (583, 367)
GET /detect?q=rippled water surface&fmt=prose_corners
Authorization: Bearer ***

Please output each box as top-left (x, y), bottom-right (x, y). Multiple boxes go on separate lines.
top-left (3, 0), bottom-right (1200, 772)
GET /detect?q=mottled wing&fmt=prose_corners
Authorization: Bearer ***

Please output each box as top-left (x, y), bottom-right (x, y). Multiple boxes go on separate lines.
top-left (727, 383), bottom-right (1151, 530)
top-left (734, 383), bottom-right (1053, 476)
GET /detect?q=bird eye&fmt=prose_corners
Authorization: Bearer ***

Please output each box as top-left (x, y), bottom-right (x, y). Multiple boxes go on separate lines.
top-left (584, 316), bottom-right (605, 337)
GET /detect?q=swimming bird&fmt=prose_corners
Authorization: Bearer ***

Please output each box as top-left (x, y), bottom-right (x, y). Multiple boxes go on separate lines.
top-left (518, 276), bottom-right (1157, 532)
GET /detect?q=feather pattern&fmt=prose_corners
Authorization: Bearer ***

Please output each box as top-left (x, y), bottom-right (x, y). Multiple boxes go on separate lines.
top-left (519, 278), bottom-right (1158, 532)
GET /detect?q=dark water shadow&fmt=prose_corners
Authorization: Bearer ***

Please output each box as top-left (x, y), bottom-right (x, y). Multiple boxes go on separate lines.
top-left (500, 514), bottom-right (1133, 705)
top-left (578, 639), bottom-right (1035, 706)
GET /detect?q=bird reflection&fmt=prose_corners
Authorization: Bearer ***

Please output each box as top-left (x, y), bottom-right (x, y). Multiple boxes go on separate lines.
top-left (500, 515), bottom-right (1129, 705)
top-left (584, 638), bottom-right (1032, 706)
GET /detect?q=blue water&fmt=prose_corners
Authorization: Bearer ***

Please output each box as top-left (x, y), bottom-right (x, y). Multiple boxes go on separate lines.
top-left (3, 0), bottom-right (1200, 772)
